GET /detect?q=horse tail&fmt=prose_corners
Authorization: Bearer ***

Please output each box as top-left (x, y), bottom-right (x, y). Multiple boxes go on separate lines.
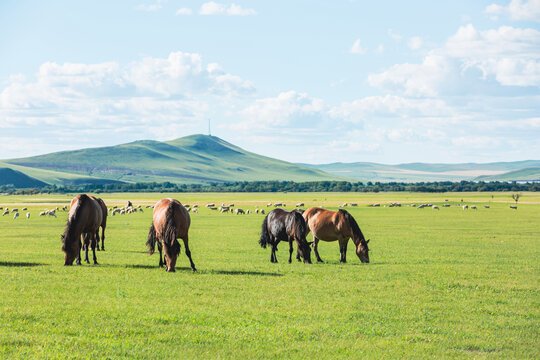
top-left (339, 209), bottom-right (365, 241)
top-left (62, 194), bottom-right (89, 251)
top-left (259, 215), bottom-right (270, 248)
top-left (164, 201), bottom-right (180, 256)
top-left (146, 223), bottom-right (157, 255)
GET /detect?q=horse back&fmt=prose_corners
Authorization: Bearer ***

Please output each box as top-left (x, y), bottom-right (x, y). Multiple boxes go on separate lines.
top-left (153, 198), bottom-right (190, 239)
top-left (303, 207), bottom-right (348, 241)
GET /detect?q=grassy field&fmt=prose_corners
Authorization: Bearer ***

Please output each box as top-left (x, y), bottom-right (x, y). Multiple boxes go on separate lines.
top-left (0, 192), bottom-right (538, 359)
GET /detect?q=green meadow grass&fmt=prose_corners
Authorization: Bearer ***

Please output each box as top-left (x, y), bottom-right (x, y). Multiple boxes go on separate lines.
top-left (0, 192), bottom-right (538, 359)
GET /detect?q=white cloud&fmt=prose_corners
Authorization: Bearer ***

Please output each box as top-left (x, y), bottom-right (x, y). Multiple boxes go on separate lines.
top-left (175, 8), bottom-right (193, 15)
top-left (234, 91), bottom-right (325, 131)
top-left (376, 44), bottom-right (384, 53)
top-left (199, 2), bottom-right (257, 16)
top-left (407, 36), bottom-right (423, 50)
top-left (136, 0), bottom-right (166, 12)
top-left (486, 0), bottom-right (540, 22)
top-left (349, 39), bottom-right (366, 54)
top-left (369, 24), bottom-right (540, 96)
top-left (367, 53), bottom-right (452, 97)
top-left (388, 29), bottom-right (403, 41)
top-left (0, 51), bottom-right (254, 156)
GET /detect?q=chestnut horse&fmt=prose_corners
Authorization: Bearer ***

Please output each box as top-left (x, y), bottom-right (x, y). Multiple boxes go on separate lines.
top-left (146, 198), bottom-right (196, 272)
top-left (61, 194), bottom-right (103, 265)
top-left (303, 207), bottom-right (370, 263)
top-left (259, 208), bottom-right (312, 264)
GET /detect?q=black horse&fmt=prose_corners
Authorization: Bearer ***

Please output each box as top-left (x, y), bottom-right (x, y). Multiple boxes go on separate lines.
top-left (259, 209), bottom-right (312, 263)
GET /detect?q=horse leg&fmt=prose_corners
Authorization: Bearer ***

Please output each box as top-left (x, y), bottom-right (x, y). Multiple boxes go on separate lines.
top-left (84, 233), bottom-right (91, 264)
top-left (288, 238), bottom-right (293, 263)
top-left (91, 233), bottom-right (98, 265)
top-left (313, 237), bottom-right (323, 263)
top-left (158, 241), bottom-right (164, 268)
top-left (101, 226), bottom-right (105, 251)
top-left (339, 239), bottom-right (347, 263)
top-left (76, 235), bottom-right (82, 265)
top-left (271, 243), bottom-right (278, 263)
top-left (182, 237), bottom-right (197, 271)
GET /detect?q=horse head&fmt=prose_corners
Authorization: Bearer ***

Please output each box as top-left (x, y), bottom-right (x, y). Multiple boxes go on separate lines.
top-left (163, 239), bottom-right (181, 272)
top-left (61, 232), bottom-right (81, 265)
top-left (356, 239), bottom-right (370, 263)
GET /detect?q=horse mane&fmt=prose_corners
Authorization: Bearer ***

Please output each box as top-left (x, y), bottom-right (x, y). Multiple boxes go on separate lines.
top-left (62, 194), bottom-right (90, 251)
top-left (163, 201), bottom-right (181, 256)
top-left (338, 209), bottom-right (367, 246)
top-left (290, 211), bottom-right (308, 243)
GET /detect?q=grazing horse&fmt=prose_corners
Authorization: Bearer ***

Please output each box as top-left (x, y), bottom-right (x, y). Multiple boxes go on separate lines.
top-left (146, 198), bottom-right (196, 272)
top-left (259, 209), bottom-right (312, 264)
top-left (61, 194), bottom-right (103, 265)
top-left (303, 207), bottom-right (370, 263)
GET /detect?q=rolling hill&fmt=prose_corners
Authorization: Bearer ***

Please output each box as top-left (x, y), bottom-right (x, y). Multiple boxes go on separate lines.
top-left (302, 160), bottom-right (540, 182)
top-left (0, 168), bottom-right (48, 188)
top-left (1, 135), bottom-right (344, 186)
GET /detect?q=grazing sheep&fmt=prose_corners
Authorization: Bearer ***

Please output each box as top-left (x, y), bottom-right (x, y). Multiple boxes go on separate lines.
top-left (220, 208), bottom-right (228, 213)
top-left (193, 208), bottom-right (198, 214)
top-left (350, 203), bottom-right (358, 207)
top-left (2, 210), bottom-right (8, 216)
top-left (274, 202), bottom-right (283, 207)
top-left (48, 211), bottom-right (56, 218)
top-left (192, 205), bottom-right (198, 208)
top-left (228, 203), bottom-right (234, 207)
top-left (11, 208), bottom-right (19, 213)
top-left (432, 205), bottom-right (439, 210)
top-left (259, 209), bottom-right (265, 215)
top-left (296, 202), bottom-right (304, 207)
top-left (246, 210), bottom-right (252, 214)
top-left (26, 212), bottom-right (30, 219)
top-left (341, 202), bottom-right (348, 207)
top-left (39, 211), bottom-right (46, 216)
top-left (13, 212), bottom-right (19, 219)
top-left (209, 206), bottom-right (218, 211)
top-left (0, 207), bottom-right (2, 210)
top-left (255, 209), bottom-right (259, 214)
top-left (510, 205), bottom-right (517, 210)
top-left (206, 203), bottom-right (215, 208)
top-left (22, 207), bottom-right (27, 211)
top-left (235, 208), bottom-right (245, 215)
top-left (442, 204), bottom-right (450, 207)
top-left (462, 205), bottom-right (468, 210)
top-left (470, 205), bottom-right (477, 210)
top-left (484, 205), bottom-right (490, 208)
top-left (267, 202), bottom-right (272, 207)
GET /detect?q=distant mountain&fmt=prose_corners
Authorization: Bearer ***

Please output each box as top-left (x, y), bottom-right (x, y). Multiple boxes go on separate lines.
top-left (475, 167), bottom-right (540, 181)
top-left (1, 135), bottom-right (344, 186)
top-left (302, 160), bottom-right (540, 182)
top-left (0, 168), bottom-right (48, 188)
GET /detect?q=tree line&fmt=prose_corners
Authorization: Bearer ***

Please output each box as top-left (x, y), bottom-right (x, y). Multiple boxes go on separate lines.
top-left (1, 180), bottom-right (538, 195)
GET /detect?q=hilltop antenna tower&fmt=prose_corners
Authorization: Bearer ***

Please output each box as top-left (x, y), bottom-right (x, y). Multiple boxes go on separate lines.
top-left (208, 118), bottom-right (211, 136)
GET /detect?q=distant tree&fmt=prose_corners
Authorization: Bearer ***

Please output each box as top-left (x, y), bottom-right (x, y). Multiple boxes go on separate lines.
top-left (512, 193), bottom-right (520, 204)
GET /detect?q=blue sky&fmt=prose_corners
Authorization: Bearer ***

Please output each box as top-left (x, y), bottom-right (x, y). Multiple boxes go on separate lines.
top-left (1, 0), bottom-right (539, 164)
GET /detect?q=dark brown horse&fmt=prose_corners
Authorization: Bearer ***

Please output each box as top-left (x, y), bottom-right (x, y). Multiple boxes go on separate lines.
top-left (303, 207), bottom-right (370, 263)
top-left (62, 194), bottom-right (103, 265)
top-left (259, 208), bottom-right (312, 264)
top-left (82, 196), bottom-right (108, 251)
top-left (146, 198), bottom-right (196, 272)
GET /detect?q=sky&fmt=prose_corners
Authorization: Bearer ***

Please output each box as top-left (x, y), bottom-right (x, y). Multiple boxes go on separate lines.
top-left (0, 0), bottom-right (539, 164)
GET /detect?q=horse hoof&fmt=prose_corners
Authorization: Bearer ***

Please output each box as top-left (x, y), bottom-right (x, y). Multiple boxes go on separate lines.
top-left (191, 267), bottom-right (197, 272)
top-left (93, 261), bottom-right (99, 265)
top-left (101, 247), bottom-right (105, 251)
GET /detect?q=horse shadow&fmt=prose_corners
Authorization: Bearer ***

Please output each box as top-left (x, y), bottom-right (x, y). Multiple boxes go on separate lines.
top-left (201, 269), bottom-right (283, 277)
top-left (0, 261), bottom-right (46, 267)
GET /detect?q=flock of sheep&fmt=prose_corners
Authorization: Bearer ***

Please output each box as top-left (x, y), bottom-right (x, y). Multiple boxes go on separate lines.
top-left (1, 199), bottom-right (519, 221)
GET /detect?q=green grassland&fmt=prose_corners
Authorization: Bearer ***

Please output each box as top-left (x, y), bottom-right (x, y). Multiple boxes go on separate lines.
top-left (0, 192), bottom-right (538, 359)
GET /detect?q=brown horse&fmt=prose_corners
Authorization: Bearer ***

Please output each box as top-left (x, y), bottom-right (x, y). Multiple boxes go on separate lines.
top-left (259, 208), bottom-right (312, 264)
top-left (303, 207), bottom-right (370, 263)
top-left (146, 198), bottom-right (196, 272)
top-left (81, 196), bottom-right (108, 251)
top-left (62, 194), bottom-right (103, 265)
